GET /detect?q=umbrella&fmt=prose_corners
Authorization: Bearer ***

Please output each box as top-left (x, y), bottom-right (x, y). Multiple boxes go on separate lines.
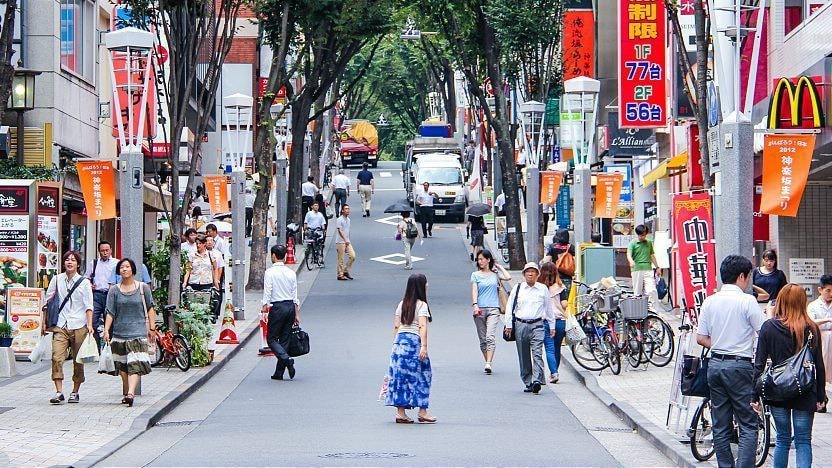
top-left (198, 221), bottom-right (233, 233)
top-left (466, 203), bottom-right (491, 216)
top-left (384, 201), bottom-right (414, 213)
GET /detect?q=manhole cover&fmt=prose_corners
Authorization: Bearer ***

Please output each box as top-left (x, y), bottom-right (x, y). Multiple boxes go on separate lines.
top-left (319, 452), bottom-right (413, 459)
top-left (591, 426), bottom-right (633, 433)
top-left (0, 407), bottom-right (12, 415)
top-left (155, 420), bottom-right (200, 427)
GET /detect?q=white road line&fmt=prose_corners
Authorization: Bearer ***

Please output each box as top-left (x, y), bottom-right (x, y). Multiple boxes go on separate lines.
top-left (379, 172), bottom-right (392, 177)
top-left (375, 215), bottom-right (402, 226)
top-left (370, 253), bottom-right (424, 265)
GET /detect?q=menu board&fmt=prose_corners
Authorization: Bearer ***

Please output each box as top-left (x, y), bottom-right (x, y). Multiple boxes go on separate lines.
top-left (7, 287), bottom-right (43, 356)
top-left (0, 215), bottom-right (30, 315)
top-left (36, 215), bottom-right (59, 289)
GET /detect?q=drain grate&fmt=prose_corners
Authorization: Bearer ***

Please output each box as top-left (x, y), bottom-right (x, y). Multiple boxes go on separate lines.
top-left (0, 407), bottom-right (13, 415)
top-left (319, 452), bottom-right (413, 459)
top-left (591, 426), bottom-right (634, 433)
top-left (155, 420), bottom-right (200, 427)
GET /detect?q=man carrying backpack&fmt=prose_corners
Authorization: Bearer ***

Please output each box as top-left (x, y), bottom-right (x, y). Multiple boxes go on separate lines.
top-left (397, 211), bottom-right (423, 270)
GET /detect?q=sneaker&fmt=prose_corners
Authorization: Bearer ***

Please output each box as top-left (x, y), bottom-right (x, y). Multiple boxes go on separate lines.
top-left (549, 373), bottom-right (559, 384)
top-left (484, 363), bottom-right (492, 374)
top-left (68, 393), bottom-right (80, 404)
top-left (49, 393), bottom-right (65, 405)
top-left (470, 252), bottom-right (474, 261)
top-left (531, 381), bottom-right (542, 394)
top-left (404, 265), bottom-right (413, 270)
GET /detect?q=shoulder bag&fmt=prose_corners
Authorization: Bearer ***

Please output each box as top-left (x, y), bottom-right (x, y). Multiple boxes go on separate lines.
top-left (45, 275), bottom-right (87, 330)
top-left (555, 244), bottom-right (576, 277)
top-left (755, 331), bottom-right (817, 402)
top-left (497, 275), bottom-right (508, 312)
top-left (503, 284), bottom-right (521, 342)
top-left (137, 282), bottom-right (156, 355)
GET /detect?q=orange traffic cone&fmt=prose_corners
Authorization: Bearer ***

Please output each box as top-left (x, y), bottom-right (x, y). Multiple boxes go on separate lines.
top-left (286, 237), bottom-right (297, 264)
top-left (216, 300), bottom-right (240, 344)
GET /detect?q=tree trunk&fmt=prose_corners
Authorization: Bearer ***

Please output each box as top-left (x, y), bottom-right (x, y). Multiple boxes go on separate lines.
top-left (694, 0), bottom-right (712, 188)
top-left (309, 92), bottom-right (326, 185)
top-left (246, 109), bottom-right (276, 291)
top-left (288, 95), bottom-right (313, 224)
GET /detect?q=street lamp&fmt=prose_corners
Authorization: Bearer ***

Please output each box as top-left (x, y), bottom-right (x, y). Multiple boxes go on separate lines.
top-left (7, 68), bottom-right (41, 166)
top-left (520, 100), bottom-right (546, 261)
top-left (105, 26), bottom-right (155, 265)
top-left (222, 93), bottom-right (253, 320)
top-left (270, 102), bottom-right (290, 246)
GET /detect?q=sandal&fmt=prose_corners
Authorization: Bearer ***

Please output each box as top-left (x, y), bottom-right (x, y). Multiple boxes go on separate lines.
top-left (417, 414), bottom-right (437, 423)
top-left (124, 393), bottom-right (134, 407)
top-left (395, 416), bottom-right (414, 424)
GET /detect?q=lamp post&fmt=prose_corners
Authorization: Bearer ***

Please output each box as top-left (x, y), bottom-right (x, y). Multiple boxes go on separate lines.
top-left (105, 27), bottom-right (155, 265)
top-left (222, 93), bottom-right (252, 320)
top-left (271, 103), bottom-right (290, 246)
top-left (519, 100), bottom-right (546, 261)
top-left (7, 68), bottom-right (41, 166)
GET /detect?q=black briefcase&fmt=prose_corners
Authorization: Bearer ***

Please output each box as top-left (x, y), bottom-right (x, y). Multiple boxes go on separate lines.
top-left (288, 325), bottom-right (310, 357)
top-left (681, 353), bottom-right (710, 398)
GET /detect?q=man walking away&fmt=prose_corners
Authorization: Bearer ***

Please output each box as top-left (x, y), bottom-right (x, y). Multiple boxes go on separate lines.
top-left (415, 182), bottom-right (438, 237)
top-left (356, 162), bottom-right (374, 217)
top-left (301, 176), bottom-right (319, 218)
top-left (504, 262), bottom-right (556, 394)
top-left (87, 240), bottom-right (118, 348)
top-left (245, 188), bottom-right (255, 237)
top-left (262, 245), bottom-right (300, 380)
top-left (697, 255), bottom-right (766, 468)
top-left (465, 140), bottom-right (476, 174)
top-left (335, 205), bottom-right (356, 280)
top-left (627, 225), bottom-right (662, 311)
top-left (332, 169), bottom-right (351, 218)
top-left (396, 211), bottom-right (422, 270)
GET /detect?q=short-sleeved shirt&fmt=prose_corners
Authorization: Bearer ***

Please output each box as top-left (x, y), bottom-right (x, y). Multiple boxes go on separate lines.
top-left (696, 284), bottom-right (766, 358)
top-left (187, 250), bottom-right (215, 285)
top-left (357, 169), bottom-right (374, 185)
top-left (397, 218), bottom-right (418, 239)
top-left (301, 181), bottom-right (319, 197)
top-left (416, 190), bottom-right (435, 207)
top-left (396, 300), bottom-right (430, 335)
top-left (471, 271), bottom-right (500, 308)
top-left (305, 211), bottom-right (326, 230)
top-left (809, 298), bottom-right (832, 331)
top-left (628, 238), bottom-right (654, 271)
top-left (469, 216), bottom-right (485, 233)
top-left (333, 174), bottom-right (350, 190)
top-left (752, 267), bottom-right (788, 303)
top-left (106, 282), bottom-right (153, 339)
top-left (335, 216), bottom-right (350, 244)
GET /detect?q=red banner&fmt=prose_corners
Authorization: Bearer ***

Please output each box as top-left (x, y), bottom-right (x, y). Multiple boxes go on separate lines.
top-left (563, 10), bottom-right (596, 80)
top-left (204, 175), bottom-right (229, 214)
top-left (761, 134), bottom-right (814, 216)
top-left (618, 0), bottom-right (667, 128)
top-left (687, 123), bottom-right (704, 188)
top-left (540, 171), bottom-right (564, 205)
top-left (77, 160), bottom-right (117, 221)
top-left (673, 192), bottom-right (718, 320)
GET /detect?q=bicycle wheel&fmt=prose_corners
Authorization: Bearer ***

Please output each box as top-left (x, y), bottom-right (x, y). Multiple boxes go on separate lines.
top-left (172, 335), bottom-right (192, 372)
top-left (150, 338), bottom-right (163, 366)
top-left (305, 244), bottom-right (316, 271)
top-left (571, 335), bottom-right (608, 371)
top-left (690, 399), bottom-right (715, 462)
top-left (755, 404), bottom-right (771, 467)
top-left (603, 332), bottom-right (621, 375)
top-left (644, 315), bottom-right (675, 367)
top-left (624, 322), bottom-right (644, 368)
top-left (316, 243), bottom-right (325, 266)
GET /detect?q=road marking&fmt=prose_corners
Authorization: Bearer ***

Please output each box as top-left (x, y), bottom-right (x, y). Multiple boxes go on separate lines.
top-left (375, 215), bottom-right (402, 226)
top-left (371, 188), bottom-right (406, 191)
top-left (370, 253), bottom-right (424, 265)
top-left (379, 172), bottom-right (392, 177)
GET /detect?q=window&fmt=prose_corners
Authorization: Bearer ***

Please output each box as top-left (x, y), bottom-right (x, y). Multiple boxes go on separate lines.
top-left (60, 0), bottom-right (94, 79)
top-left (785, 0), bottom-right (830, 36)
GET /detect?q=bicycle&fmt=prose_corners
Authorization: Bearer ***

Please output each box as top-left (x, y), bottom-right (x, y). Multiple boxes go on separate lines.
top-left (150, 305), bottom-right (192, 371)
top-left (304, 227), bottom-right (326, 270)
top-left (688, 396), bottom-right (771, 466)
top-left (570, 288), bottom-right (622, 374)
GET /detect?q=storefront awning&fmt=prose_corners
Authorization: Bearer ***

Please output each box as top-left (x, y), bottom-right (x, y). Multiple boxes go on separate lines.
top-left (641, 152), bottom-right (688, 187)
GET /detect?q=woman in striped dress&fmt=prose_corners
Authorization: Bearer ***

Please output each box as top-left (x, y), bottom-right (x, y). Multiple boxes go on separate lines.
top-left (103, 258), bottom-right (155, 407)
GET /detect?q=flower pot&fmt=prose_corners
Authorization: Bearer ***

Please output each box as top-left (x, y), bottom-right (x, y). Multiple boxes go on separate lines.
top-left (0, 337), bottom-right (13, 347)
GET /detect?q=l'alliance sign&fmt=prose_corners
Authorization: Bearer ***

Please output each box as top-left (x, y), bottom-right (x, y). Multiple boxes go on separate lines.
top-left (767, 76), bottom-right (826, 130)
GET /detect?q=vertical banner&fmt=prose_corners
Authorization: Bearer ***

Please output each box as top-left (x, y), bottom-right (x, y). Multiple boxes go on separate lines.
top-left (618, 0), bottom-right (667, 128)
top-left (204, 175), bottom-right (230, 214)
top-left (595, 173), bottom-right (623, 218)
top-left (687, 123), bottom-right (705, 187)
top-left (673, 192), bottom-right (718, 319)
top-left (761, 134), bottom-right (814, 216)
top-left (110, 7), bottom-right (157, 139)
top-left (540, 171), bottom-right (564, 205)
top-left (563, 10), bottom-right (596, 80)
top-left (556, 185), bottom-right (571, 227)
top-left (77, 160), bottom-right (117, 221)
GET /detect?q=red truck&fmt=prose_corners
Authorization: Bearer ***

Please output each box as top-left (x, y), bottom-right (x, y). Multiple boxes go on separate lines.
top-left (339, 119), bottom-right (379, 168)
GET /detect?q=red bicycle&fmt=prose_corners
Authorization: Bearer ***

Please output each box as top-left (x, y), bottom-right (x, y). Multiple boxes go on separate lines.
top-left (150, 305), bottom-right (192, 371)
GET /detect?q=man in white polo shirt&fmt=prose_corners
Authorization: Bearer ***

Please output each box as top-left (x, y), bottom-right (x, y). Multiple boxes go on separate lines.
top-left (331, 169), bottom-right (350, 218)
top-left (697, 255), bottom-right (766, 468)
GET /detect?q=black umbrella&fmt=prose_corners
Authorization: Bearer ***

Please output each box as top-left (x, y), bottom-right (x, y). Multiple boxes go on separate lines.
top-left (384, 201), bottom-right (414, 213)
top-left (466, 203), bottom-right (491, 216)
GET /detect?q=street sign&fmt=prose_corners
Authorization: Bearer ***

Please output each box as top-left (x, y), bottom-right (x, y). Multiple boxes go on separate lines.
top-left (707, 125), bottom-right (720, 174)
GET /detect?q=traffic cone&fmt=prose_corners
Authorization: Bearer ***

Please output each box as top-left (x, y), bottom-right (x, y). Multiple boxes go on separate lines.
top-left (258, 310), bottom-right (273, 356)
top-left (216, 300), bottom-right (240, 344)
top-left (286, 237), bottom-right (297, 264)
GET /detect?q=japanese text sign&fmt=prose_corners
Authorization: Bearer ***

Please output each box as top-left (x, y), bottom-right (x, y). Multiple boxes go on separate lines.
top-left (673, 192), bottom-right (717, 321)
top-left (540, 171), bottom-right (564, 205)
top-left (594, 173), bottom-right (623, 218)
top-left (761, 134), bottom-right (814, 217)
top-left (563, 10), bottom-right (595, 80)
top-left (204, 175), bottom-right (229, 214)
top-left (77, 160), bottom-right (116, 221)
top-left (618, 0), bottom-right (667, 128)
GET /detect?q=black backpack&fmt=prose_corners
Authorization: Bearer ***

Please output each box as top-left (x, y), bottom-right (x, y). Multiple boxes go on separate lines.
top-left (405, 219), bottom-right (418, 239)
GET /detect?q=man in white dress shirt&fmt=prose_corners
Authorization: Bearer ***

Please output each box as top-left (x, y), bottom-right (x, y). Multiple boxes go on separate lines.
top-left (415, 182), bottom-right (438, 237)
top-left (331, 169), bottom-right (351, 219)
top-left (304, 202), bottom-right (326, 232)
top-left (261, 244), bottom-right (300, 380)
top-left (504, 262), bottom-right (556, 394)
top-left (86, 240), bottom-right (118, 348)
top-left (301, 176), bottom-right (320, 217)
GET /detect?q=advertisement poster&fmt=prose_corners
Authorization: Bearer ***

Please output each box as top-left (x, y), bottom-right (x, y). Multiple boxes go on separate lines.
top-left (594, 173), bottom-right (623, 218)
top-left (77, 160), bottom-right (117, 221)
top-left (204, 175), bottom-right (230, 214)
top-left (36, 216), bottom-right (59, 289)
top-left (761, 134), bottom-right (814, 216)
top-left (7, 287), bottom-right (43, 356)
top-left (673, 192), bottom-right (718, 321)
top-left (605, 164), bottom-right (632, 202)
top-left (540, 171), bottom-right (564, 205)
top-left (0, 215), bottom-right (30, 315)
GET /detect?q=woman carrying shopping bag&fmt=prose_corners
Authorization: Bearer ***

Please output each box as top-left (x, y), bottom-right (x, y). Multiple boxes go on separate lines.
top-left (42, 250), bottom-right (94, 405)
top-left (539, 262), bottom-right (569, 383)
top-left (103, 258), bottom-right (155, 407)
top-left (470, 249), bottom-right (511, 374)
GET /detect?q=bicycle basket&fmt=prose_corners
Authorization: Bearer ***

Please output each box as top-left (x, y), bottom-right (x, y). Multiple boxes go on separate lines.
top-left (597, 289), bottom-right (622, 313)
top-left (619, 296), bottom-right (649, 320)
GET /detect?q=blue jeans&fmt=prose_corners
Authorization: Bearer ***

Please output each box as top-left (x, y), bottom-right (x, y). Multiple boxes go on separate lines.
top-left (543, 319), bottom-right (566, 374)
top-left (770, 406), bottom-right (814, 468)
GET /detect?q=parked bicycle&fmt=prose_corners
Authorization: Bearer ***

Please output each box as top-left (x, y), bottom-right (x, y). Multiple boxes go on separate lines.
top-left (150, 305), bottom-right (192, 371)
top-left (688, 396), bottom-right (771, 466)
top-left (304, 227), bottom-right (326, 270)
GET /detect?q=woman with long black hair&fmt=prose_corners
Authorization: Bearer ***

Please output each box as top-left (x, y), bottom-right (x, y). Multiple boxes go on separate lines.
top-left (385, 273), bottom-right (437, 424)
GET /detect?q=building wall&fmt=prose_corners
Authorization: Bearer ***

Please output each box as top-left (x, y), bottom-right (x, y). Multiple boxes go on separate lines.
top-left (776, 184), bottom-right (832, 292)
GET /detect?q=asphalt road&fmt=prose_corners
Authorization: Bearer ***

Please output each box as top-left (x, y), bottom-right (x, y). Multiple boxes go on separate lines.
top-left (100, 162), bottom-right (670, 466)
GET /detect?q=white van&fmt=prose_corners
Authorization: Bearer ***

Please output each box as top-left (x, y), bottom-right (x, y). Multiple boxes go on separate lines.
top-left (411, 154), bottom-right (467, 222)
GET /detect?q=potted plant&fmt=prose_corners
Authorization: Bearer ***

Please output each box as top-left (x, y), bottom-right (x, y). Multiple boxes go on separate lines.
top-left (0, 322), bottom-right (13, 347)
top-left (176, 303), bottom-right (213, 366)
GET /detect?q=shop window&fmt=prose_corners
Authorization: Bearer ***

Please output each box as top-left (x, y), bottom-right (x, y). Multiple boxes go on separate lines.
top-left (60, 0), bottom-right (94, 80)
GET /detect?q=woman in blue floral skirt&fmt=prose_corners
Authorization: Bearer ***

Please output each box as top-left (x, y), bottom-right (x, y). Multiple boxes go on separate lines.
top-left (385, 273), bottom-right (437, 424)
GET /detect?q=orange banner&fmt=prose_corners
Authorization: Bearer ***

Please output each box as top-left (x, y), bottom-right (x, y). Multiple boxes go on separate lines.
top-left (204, 175), bottom-right (229, 214)
top-left (594, 173), bottom-right (623, 218)
top-left (540, 171), bottom-right (564, 205)
top-left (761, 134), bottom-right (815, 217)
top-left (77, 160), bottom-right (116, 221)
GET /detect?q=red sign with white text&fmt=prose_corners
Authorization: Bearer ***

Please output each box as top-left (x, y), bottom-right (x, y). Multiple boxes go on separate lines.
top-left (618, 0), bottom-right (667, 128)
top-left (687, 123), bottom-right (704, 188)
top-left (673, 192), bottom-right (718, 322)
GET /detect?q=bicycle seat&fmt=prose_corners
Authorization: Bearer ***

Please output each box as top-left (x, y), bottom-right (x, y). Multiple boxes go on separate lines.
top-left (164, 304), bottom-right (177, 312)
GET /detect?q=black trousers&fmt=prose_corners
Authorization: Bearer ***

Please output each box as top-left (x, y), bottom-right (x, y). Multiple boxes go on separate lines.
top-left (301, 196), bottom-right (314, 217)
top-left (419, 206), bottom-right (435, 235)
top-left (93, 290), bottom-right (108, 348)
top-left (245, 207), bottom-right (253, 236)
top-left (267, 300), bottom-right (295, 362)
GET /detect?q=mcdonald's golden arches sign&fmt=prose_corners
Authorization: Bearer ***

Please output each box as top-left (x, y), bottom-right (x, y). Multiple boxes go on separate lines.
top-left (767, 76), bottom-right (825, 130)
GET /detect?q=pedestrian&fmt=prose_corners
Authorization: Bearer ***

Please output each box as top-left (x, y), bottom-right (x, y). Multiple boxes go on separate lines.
top-left (331, 169), bottom-right (351, 218)
top-left (494, 191), bottom-right (506, 217)
top-left (102, 258), bottom-right (155, 407)
top-left (206, 223), bottom-right (230, 259)
top-left (465, 140), bottom-right (476, 173)
top-left (542, 228), bottom-right (575, 291)
top-left (696, 255), bottom-right (767, 468)
top-left (471, 249), bottom-right (511, 374)
top-left (335, 204), bottom-right (356, 281)
top-left (261, 244), bottom-right (300, 380)
top-left (752, 249), bottom-right (788, 308)
top-left (356, 162), bottom-right (374, 217)
top-left (303, 201), bottom-right (326, 234)
top-left (396, 211), bottom-right (422, 270)
top-left (626, 225), bottom-right (661, 312)
top-left (755, 284), bottom-right (826, 468)
top-left (385, 273), bottom-right (437, 424)
top-left (314, 193), bottom-right (330, 228)
top-left (205, 236), bottom-right (225, 321)
top-left (87, 240), bottom-right (119, 348)
top-left (245, 188), bottom-right (255, 237)
top-left (504, 262), bottom-right (556, 394)
top-left (43, 250), bottom-right (94, 405)
top-left (182, 234), bottom-right (219, 292)
top-left (188, 205), bottom-right (207, 230)
top-left (182, 228), bottom-right (198, 256)
top-left (808, 274), bottom-right (832, 383)
top-left (415, 181), bottom-right (438, 237)
top-left (539, 262), bottom-right (568, 384)
top-left (301, 175), bottom-right (319, 218)
top-left (467, 215), bottom-right (486, 261)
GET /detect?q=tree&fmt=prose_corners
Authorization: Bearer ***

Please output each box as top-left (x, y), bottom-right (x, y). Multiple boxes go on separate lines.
top-left (0, 0), bottom-right (18, 123)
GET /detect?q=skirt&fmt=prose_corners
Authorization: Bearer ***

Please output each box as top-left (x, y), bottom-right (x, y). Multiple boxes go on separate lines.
top-left (470, 230), bottom-right (484, 247)
top-left (109, 337), bottom-right (152, 376)
top-left (821, 330), bottom-right (832, 383)
top-left (384, 332), bottom-right (432, 409)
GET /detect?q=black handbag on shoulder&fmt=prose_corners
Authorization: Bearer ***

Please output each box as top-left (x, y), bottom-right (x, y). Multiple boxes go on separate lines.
top-left (755, 331), bottom-right (816, 402)
top-left (681, 351), bottom-right (710, 398)
top-left (503, 284), bottom-right (520, 342)
top-left (45, 276), bottom-right (87, 330)
top-left (288, 324), bottom-right (310, 357)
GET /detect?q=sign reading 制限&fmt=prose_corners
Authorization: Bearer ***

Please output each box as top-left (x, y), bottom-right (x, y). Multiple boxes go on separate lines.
top-left (204, 175), bottom-right (229, 214)
top-left (594, 173), bottom-right (623, 218)
top-left (761, 134), bottom-right (815, 217)
top-left (673, 192), bottom-right (717, 321)
top-left (618, 0), bottom-right (667, 128)
top-left (77, 160), bottom-right (117, 221)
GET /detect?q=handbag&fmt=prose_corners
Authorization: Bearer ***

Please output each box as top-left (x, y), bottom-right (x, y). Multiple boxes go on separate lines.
top-left (45, 274), bottom-right (87, 330)
top-left (681, 351), bottom-right (710, 398)
top-left (503, 284), bottom-right (521, 342)
top-left (137, 282), bottom-right (156, 355)
top-left (288, 324), bottom-right (310, 357)
top-left (755, 331), bottom-right (817, 402)
top-left (497, 277), bottom-right (508, 312)
top-left (564, 311), bottom-right (586, 345)
top-left (555, 246), bottom-right (576, 277)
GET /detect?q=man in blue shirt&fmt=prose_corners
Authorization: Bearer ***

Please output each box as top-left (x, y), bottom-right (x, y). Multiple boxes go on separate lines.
top-left (356, 162), bottom-right (374, 217)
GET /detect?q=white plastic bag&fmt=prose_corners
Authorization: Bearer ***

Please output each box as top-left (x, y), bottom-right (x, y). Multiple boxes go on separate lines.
top-left (29, 334), bottom-right (52, 363)
top-left (98, 343), bottom-right (115, 373)
top-left (75, 334), bottom-right (99, 363)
